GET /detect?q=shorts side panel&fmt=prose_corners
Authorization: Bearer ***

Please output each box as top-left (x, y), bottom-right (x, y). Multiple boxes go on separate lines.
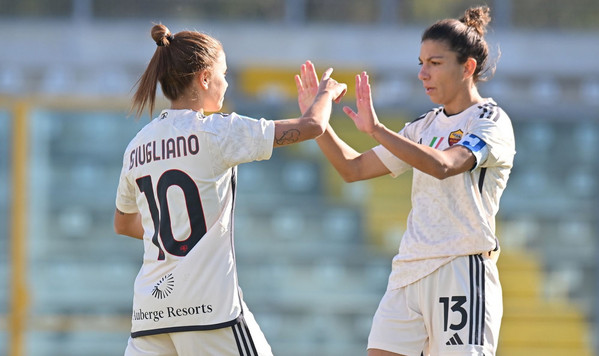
top-left (368, 285), bottom-right (427, 356)
top-left (125, 301), bottom-right (273, 356)
top-left (368, 255), bottom-right (502, 356)
top-left (424, 255), bottom-right (502, 356)
top-left (124, 334), bottom-right (177, 356)
top-left (171, 306), bottom-right (273, 356)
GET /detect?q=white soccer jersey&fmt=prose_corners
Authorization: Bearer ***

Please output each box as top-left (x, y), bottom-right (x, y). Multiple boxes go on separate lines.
top-left (373, 99), bottom-right (515, 289)
top-left (115, 109), bottom-right (275, 337)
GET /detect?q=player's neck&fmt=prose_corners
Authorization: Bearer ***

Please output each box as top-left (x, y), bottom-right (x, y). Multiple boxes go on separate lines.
top-left (444, 87), bottom-right (484, 116)
top-left (170, 97), bottom-right (205, 115)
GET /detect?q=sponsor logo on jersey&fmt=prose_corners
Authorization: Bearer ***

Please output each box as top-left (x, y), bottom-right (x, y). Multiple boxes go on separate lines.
top-left (446, 332), bottom-right (464, 345)
top-left (448, 129), bottom-right (463, 146)
top-left (132, 303), bottom-right (213, 323)
top-left (152, 273), bottom-right (174, 299)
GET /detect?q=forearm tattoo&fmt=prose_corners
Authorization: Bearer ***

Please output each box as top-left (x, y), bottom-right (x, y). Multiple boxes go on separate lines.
top-left (275, 129), bottom-right (300, 145)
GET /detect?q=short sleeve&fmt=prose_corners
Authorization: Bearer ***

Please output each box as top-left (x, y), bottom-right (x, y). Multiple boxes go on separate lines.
top-left (115, 153), bottom-right (138, 214)
top-left (464, 104), bottom-right (515, 169)
top-left (212, 113), bottom-right (275, 168)
top-left (371, 121), bottom-right (419, 178)
top-left (372, 145), bottom-right (412, 178)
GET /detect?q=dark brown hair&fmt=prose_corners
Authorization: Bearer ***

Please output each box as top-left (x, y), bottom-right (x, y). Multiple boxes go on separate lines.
top-left (132, 24), bottom-right (223, 118)
top-left (422, 6), bottom-right (493, 82)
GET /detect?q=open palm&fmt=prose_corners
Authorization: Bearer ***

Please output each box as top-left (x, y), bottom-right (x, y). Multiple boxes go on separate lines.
top-left (343, 71), bottom-right (381, 135)
top-left (295, 60), bottom-right (319, 115)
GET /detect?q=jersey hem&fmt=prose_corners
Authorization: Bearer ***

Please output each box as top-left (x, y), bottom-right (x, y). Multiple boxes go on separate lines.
top-left (131, 316), bottom-right (242, 338)
top-left (387, 255), bottom-right (456, 290)
top-left (367, 343), bottom-right (420, 356)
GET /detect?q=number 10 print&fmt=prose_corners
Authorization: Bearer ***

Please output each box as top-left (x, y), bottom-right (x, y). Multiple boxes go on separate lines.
top-left (136, 170), bottom-right (207, 260)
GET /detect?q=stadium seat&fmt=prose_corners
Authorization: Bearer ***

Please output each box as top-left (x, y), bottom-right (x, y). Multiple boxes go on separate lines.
top-left (497, 250), bottom-right (593, 356)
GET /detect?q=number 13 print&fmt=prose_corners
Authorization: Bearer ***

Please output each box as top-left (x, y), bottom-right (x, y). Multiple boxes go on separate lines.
top-left (439, 296), bottom-right (468, 332)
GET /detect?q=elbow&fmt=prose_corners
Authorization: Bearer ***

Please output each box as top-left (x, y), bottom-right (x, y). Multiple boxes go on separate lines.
top-left (426, 149), bottom-right (475, 180)
top-left (342, 173), bottom-right (361, 183)
top-left (327, 165), bottom-right (360, 183)
top-left (310, 119), bottom-right (327, 139)
top-left (431, 169), bottom-right (449, 180)
top-left (302, 115), bottom-right (327, 139)
top-left (429, 163), bottom-right (455, 180)
top-left (314, 122), bottom-right (327, 137)
top-left (334, 157), bottom-right (372, 183)
top-left (337, 167), bottom-right (365, 183)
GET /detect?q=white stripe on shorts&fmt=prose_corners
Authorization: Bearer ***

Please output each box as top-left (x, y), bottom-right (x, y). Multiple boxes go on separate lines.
top-left (469, 254), bottom-right (485, 346)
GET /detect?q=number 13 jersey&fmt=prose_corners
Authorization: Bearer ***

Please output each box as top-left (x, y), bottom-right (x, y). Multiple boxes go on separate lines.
top-left (372, 99), bottom-right (516, 290)
top-left (115, 109), bottom-right (275, 337)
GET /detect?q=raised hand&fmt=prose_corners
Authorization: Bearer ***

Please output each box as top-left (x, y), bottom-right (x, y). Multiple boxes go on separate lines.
top-left (318, 68), bottom-right (347, 104)
top-left (296, 61), bottom-right (346, 114)
top-left (295, 60), bottom-right (319, 115)
top-left (342, 71), bottom-right (380, 135)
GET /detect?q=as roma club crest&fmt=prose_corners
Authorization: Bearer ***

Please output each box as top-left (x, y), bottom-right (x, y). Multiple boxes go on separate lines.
top-left (448, 129), bottom-right (463, 146)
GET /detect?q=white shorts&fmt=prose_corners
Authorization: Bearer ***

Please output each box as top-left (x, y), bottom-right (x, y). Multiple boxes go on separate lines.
top-left (124, 303), bottom-right (273, 356)
top-left (368, 254), bottom-right (502, 356)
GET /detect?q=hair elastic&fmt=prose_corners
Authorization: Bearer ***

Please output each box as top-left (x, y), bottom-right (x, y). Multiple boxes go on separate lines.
top-left (156, 35), bottom-right (175, 47)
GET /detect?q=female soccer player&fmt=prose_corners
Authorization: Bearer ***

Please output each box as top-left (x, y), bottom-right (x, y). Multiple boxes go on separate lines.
top-left (113, 24), bottom-right (346, 356)
top-left (297, 6), bottom-right (515, 356)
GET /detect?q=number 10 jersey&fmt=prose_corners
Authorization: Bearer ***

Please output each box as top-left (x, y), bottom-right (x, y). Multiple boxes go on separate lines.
top-left (115, 109), bottom-right (275, 337)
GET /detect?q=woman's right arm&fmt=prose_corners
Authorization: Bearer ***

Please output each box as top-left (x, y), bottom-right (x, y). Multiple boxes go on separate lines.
top-left (273, 65), bottom-right (346, 148)
top-left (295, 61), bottom-right (390, 182)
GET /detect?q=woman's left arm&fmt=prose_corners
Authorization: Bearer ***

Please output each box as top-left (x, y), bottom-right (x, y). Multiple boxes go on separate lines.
top-left (369, 124), bottom-right (476, 179)
top-left (344, 71), bottom-right (476, 179)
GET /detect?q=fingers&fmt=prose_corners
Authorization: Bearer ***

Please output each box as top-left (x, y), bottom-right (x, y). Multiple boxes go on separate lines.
top-left (300, 62), bottom-right (309, 88)
top-left (294, 74), bottom-right (303, 92)
top-left (299, 60), bottom-right (319, 92)
top-left (355, 74), bottom-right (361, 101)
top-left (321, 67), bottom-right (334, 80)
top-left (354, 71), bottom-right (372, 106)
top-left (360, 71), bottom-right (370, 99)
top-left (343, 106), bottom-right (358, 120)
top-left (299, 61), bottom-right (347, 103)
top-left (305, 60), bottom-right (318, 89)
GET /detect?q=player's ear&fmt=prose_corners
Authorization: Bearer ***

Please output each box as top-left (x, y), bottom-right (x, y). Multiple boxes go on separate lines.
top-left (464, 57), bottom-right (477, 79)
top-left (198, 70), bottom-right (210, 90)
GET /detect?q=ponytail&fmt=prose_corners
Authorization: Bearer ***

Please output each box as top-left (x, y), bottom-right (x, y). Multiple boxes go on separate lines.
top-left (131, 24), bottom-right (222, 118)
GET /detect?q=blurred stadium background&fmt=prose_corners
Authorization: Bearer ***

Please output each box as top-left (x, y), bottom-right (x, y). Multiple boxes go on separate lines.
top-left (1, 0), bottom-right (598, 355)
